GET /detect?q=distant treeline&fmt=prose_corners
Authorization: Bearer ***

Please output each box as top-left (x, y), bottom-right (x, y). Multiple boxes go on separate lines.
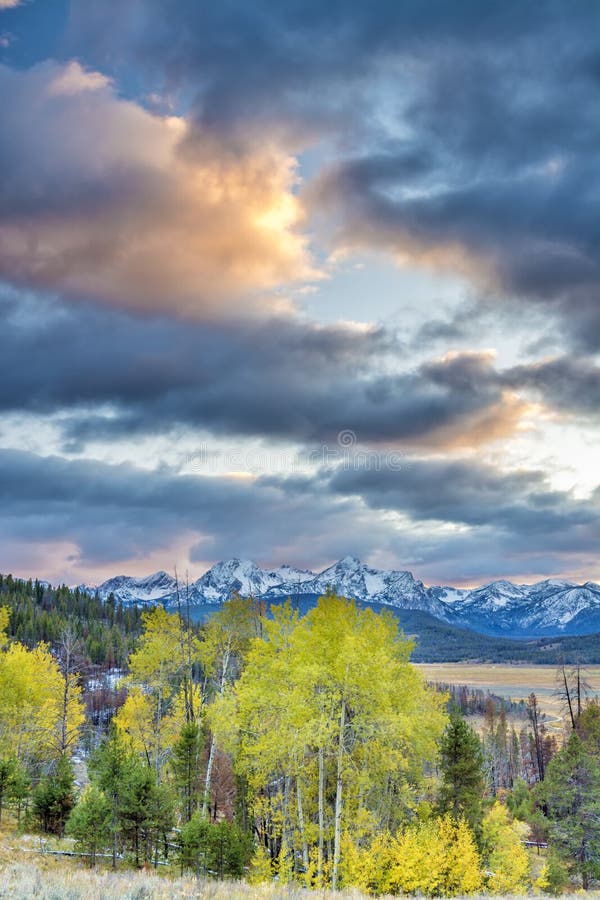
top-left (398, 609), bottom-right (600, 664)
top-left (432, 682), bottom-right (529, 719)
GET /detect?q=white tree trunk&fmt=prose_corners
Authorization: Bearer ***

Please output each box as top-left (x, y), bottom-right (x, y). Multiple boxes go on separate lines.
top-left (318, 744), bottom-right (324, 886)
top-left (296, 778), bottom-right (309, 872)
top-left (332, 700), bottom-right (346, 891)
top-left (202, 644), bottom-right (231, 818)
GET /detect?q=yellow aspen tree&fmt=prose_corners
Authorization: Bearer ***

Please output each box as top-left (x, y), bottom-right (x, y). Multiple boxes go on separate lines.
top-left (219, 594), bottom-right (446, 888)
top-left (0, 640), bottom-right (84, 762)
top-left (386, 816), bottom-right (482, 897)
top-left (123, 605), bottom-right (202, 775)
top-left (481, 801), bottom-right (530, 894)
top-left (199, 594), bottom-right (262, 819)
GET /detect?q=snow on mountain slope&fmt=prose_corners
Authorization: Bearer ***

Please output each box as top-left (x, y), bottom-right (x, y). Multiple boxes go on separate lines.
top-left (81, 558), bottom-right (600, 637)
top-left (83, 570), bottom-right (179, 605)
top-left (193, 558), bottom-right (313, 604)
top-left (519, 584), bottom-right (600, 630)
top-left (456, 579), bottom-right (529, 611)
top-left (428, 586), bottom-right (470, 605)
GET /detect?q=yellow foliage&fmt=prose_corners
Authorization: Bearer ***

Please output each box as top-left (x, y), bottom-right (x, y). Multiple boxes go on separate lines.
top-left (114, 688), bottom-right (157, 760)
top-left (0, 607), bottom-right (9, 645)
top-left (386, 816), bottom-right (482, 897)
top-left (248, 843), bottom-right (273, 884)
top-left (481, 801), bottom-right (530, 894)
top-left (339, 831), bottom-right (392, 894)
top-left (127, 605), bottom-right (200, 691)
top-left (59, 672), bottom-right (86, 754)
top-left (277, 838), bottom-right (294, 884)
top-left (116, 681), bottom-right (203, 768)
top-left (166, 683), bottom-right (203, 732)
top-left (0, 640), bottom-right (84, 760)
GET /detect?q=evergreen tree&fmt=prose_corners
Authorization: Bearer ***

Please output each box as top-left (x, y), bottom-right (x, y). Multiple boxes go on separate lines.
top-left (33, 754), bottom-right (75, 836)
top-left (539, 731), bottom-right (600, 888)
top-left (179, 813), bottom-right (251, 878)
top-left (0, 755), bottom-right (18, 824)
top-left (171, 721), bottom-right (203, 822)
top-left (67, 786), bottom-right (111, 866)
top-left (89, 727), bottom-right (133, 868)
top-left (118, 760), bottom-right (173, 868)
top-left (438, 713), bottom-right (485, 838)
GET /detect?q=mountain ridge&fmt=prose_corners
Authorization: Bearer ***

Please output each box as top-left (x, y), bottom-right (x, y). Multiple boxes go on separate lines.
top-left (81, 557), bottom-right (600, 639)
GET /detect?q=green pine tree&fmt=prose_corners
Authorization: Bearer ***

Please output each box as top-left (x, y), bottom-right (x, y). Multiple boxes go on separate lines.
top-left (438, 713), bottom-right (485, 839)
top-left (539, 731), bottom-right (600, 889)
top-left (33, 753), bottom-right (75, 836)
top-left (171, 721), bottom-right (203, 822)
top-left (67, 786), bottom-right (112, 866)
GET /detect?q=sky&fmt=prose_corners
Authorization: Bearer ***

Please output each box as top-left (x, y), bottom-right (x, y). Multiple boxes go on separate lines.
top-left (0, 0), bottom-right (599, 588)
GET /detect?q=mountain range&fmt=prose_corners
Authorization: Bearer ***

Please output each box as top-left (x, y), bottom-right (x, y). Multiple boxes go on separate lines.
top-left (81, 556), bottom-right (600, 639)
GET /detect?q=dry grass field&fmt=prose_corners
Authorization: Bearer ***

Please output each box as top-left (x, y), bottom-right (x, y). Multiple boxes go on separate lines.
top-left (0, 861), bottom-right (555, 900)
top-left (416, 663), bottom-right (600, 728)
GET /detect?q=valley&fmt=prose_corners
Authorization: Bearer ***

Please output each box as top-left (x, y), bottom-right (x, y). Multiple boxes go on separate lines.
top-left (417, 663), bottom-right (600, 724)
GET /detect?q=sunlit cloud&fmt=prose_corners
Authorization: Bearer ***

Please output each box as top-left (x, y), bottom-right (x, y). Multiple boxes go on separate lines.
top-left (0, 61), bottom-right (319, 318)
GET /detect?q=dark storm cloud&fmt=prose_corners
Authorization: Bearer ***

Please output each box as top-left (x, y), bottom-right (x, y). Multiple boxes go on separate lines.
top-left (309, 27), bottom-right (600, 347)
top-left (502, 358), bottom-right (600, 418)
top-left (0, 447), bottom-right (393, 567)
top-left (67, 0), bottom-right (600, 347)
top-left (67, 1), bottom-right (584, 138)
top-left (423, 351), bottom-right (600, 423)
top-left (1, 446), bottom-right (598, 582)
top-left (0, 291), bottom-right (521, 449)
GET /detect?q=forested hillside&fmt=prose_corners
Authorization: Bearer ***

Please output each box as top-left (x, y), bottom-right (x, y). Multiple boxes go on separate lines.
top-left (0, 574), bottom-right (142, 668)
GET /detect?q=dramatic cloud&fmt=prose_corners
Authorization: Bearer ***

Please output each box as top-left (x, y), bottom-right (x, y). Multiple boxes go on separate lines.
top-left (0, 1), bottom-right (598, 585)
top-left (306, 19), bottom-right (600, 347)
top-left (0, 61), bottom-right (316, 317)
top-left (0, 291), bottom-right (527, 450)
top-left (67, 2), bottom-right (585, 137)
top-left (66, 0), bottom-right (598, 347)
top-left (1, 447), bottom-right (599, 588)
top-left (502, 358), bottom-right (600, 420)
top-left (0, 448), bottom-right (393, 579)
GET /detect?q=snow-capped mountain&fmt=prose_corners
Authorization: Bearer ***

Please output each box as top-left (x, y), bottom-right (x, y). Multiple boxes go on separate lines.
top-left (81, 558), bottom-right (600, 638)
top-left (289, 556), bottom-right (447, 616)
top-left (443, 578), bottom-right (600, 637)
top-left (193, 558), bottom-right (313, 604)
top-left (82, 570), bottom-right (180, 606)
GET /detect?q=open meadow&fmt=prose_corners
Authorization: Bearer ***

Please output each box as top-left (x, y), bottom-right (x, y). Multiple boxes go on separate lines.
top-left (416, 663), bottom-right (600, 729)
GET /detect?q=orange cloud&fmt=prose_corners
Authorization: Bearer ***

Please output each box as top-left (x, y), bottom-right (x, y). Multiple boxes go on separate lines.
top-left (0, 62), bottom-right (319, 317)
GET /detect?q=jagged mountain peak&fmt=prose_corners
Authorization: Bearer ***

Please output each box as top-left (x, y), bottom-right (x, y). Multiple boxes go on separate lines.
top-left (332, 554), bottom-right (362, 568)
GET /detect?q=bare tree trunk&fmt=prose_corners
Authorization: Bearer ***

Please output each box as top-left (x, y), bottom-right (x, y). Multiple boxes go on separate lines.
top-left (527, 693), bottom-right (545, 781)
top-left (202, 644), bottom-right (231, 818)
top-left (560, 666), bottom-right (576, 730)
top-left (332, 700), bottom-right (346, 892)
top-left (57, 629), bottom-right (82, 754)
